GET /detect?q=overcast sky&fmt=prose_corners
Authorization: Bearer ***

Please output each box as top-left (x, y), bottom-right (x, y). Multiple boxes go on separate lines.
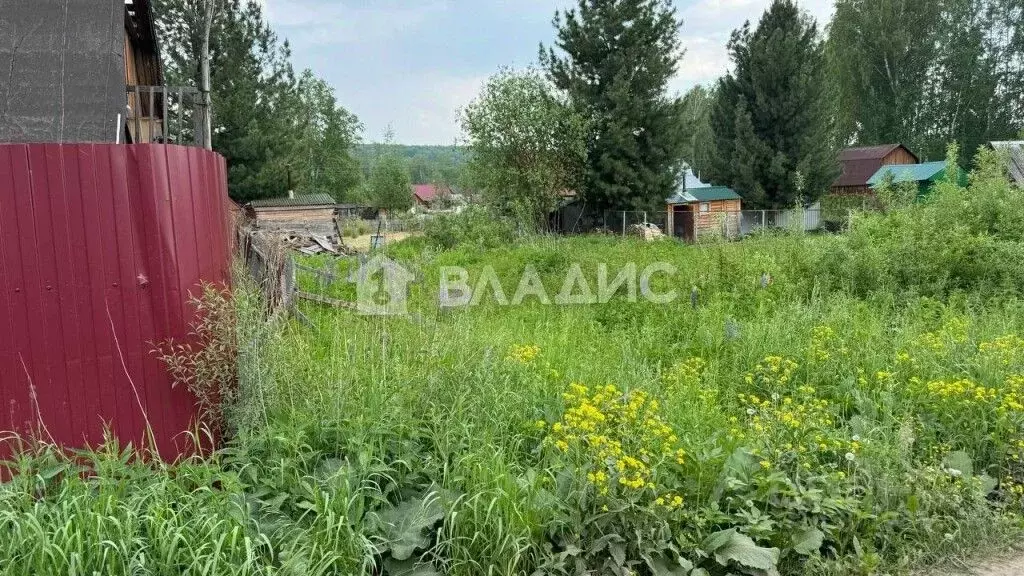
top-left (262, 0), bottom-right (835, 145)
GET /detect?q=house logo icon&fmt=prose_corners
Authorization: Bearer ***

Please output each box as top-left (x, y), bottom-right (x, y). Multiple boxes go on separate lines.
top-left (351, 255), bottom-right (415, 316)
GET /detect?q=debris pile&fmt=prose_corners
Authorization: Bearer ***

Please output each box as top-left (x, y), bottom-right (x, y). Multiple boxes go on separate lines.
top-left (628, 222), bottom-right (665, 241)
top-left (277, 233), bottom-right (353, 256)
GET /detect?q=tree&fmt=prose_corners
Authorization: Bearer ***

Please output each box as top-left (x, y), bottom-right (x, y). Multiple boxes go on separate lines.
top-left (680, 85), bottom-right (716, 178)
top-left (922, 0), bottom-right (1022, 162)
top-left (460, 68), bottom-right (587, 231)
top-left (153, 0), bottom-right (362, 202)
top-left (367, 155), bottom-right (413, 213)
top-left (827, 0), bottom-right (1023, 163)
top-left (541, 0), bottom-right (687, 213)
top-left (291, 70), bottom-right (363, 201)
top-left (707, 0), bottom-right (835, 209)
top-left (827, 0), bottom-right (942, 151)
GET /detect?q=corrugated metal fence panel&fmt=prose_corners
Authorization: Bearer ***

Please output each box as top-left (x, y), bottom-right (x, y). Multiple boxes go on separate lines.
top-left (0, 143), bottom-right (230, 461)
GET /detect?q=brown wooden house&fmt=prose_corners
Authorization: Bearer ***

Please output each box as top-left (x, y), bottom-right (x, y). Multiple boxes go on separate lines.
top-left (666, 187), bottom-right (742, 241)
top-left (831, 144), bottom-right (919, 196)
top-left (247, 193), bottom-right (338, 236)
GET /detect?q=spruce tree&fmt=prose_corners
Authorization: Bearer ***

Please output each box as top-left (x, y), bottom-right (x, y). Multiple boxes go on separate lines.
top-left (707, 0), bottom-right (835, 209)
top-left (541, 0), bottom-right (686, 213)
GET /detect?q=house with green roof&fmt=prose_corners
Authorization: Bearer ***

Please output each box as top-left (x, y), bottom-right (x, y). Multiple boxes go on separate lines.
top-left (867, 161), bottom-right (968, 197)
top-left (665, 184), bottom-right (742, 241)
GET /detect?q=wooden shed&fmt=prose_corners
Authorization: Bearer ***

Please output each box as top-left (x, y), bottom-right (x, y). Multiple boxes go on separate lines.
top-left (0, 0), bottom-right (200, 146)
top-left (831, 144), bottom-right (919, 196)
top-left (247, 193), bottom-right (337, 236)
top-left (666, 187), bottom-right (742, 241)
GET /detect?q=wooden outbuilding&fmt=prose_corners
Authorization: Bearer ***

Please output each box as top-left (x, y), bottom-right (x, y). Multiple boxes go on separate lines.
top-left (831, 144), bottom-right (919, 196)
top-left (0, 0), bottom-right (201, 145)
top-left (247, 193), bottom-right (337, 236)
top-left (666, 187), bottom-right (742, 241)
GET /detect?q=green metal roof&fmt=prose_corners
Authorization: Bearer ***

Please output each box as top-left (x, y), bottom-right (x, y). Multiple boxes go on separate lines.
top-left (667, 185), bottom-right (741, 204)
top-left (248, 193), bottom-right (336, 208)
top-left (867, 162), bottom-right (946, 186)
top-left (689, 186), bottom-right (741, 202)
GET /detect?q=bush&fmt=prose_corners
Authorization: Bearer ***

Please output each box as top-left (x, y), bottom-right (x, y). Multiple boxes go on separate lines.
top-left (424, 205), bottom-right (517, 250)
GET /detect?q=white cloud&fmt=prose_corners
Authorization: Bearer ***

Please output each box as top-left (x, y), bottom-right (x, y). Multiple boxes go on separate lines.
top-left (265, 0), bottom-right (447, 44)
top-left (672, 0), bottom-right (836, 94)
top-left (370, 73), bottom-right (486, 145)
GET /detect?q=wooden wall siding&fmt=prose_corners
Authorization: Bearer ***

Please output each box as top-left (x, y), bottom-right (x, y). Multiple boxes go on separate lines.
top-left (125, 29), bottom-right (165, 144)
top-left (883, 148), bottom-right (918, 166)
top-left (666, 199), bottom-right (742, 240)
top-left (0, 143), bottom-right (231, 460)
top-left (253, 207), bottom-right (337, 235)
top-left (695, 199), bottom-right (741, 238)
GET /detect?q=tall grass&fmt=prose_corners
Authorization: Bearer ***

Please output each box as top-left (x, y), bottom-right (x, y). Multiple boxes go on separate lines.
top-left (4, 149), bottom-right (1024, 574)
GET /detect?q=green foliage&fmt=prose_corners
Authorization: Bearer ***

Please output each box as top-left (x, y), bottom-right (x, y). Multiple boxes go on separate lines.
top-left (291, 70), bottom-right (364, 202)
top-left (368, 155), bottom-right (414, 212)
top-left (152, 0), bottom-right (362, 202)
top-left (707, 0), bottom-right (836, 209)
top-left (541, 0), bottom-right (688, 213)
top-left (355, 145), bottom-right (469, 188)
top-left (826, 0), bottom-right (942, 153)
top-left (679, 85), bottom-right (716, 178)
top-left (818, 147), bottom-right (1024, 297)
top-left (461, 68), bottom-right (587, 231)
top-left (9, 157), bottom-right (1024, 575)
top-left (423, 206), bottom-right (517, 250)
top-left (827, 0), bottom-right (1023, 164)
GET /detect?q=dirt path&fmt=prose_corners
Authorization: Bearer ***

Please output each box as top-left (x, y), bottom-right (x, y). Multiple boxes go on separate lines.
top-left (344, 231), bottom-right (416, 252)
top-left (930, 549), bottom-right (1024, 576)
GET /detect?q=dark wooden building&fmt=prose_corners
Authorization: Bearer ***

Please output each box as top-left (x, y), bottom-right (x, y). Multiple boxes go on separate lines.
top-left (0, 0), bottom-right (199, 145)
top-left (831, 144), bottom-right (919, 196)
top-left (247, 193), bottom-right (338, 236)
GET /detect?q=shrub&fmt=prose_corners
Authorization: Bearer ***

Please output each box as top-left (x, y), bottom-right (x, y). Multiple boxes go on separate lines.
top-left (424, 205), bottom-right (517, 250)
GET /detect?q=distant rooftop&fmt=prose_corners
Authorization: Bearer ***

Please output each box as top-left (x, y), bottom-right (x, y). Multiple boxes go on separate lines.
top-left (248, 193), bottom-right (336, 208)
top-left (835, 144), bottom-right (919, 188)
top-left (867, 162), bottom-right (947, 186)
top-left (667, 186), bottom-right (741, 204)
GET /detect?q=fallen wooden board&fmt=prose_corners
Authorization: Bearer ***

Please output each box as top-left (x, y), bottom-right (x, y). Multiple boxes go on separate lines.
top-left (311, 235), bottom-right (338, 254)
top-left (295, 290), bottom-right (359, 310)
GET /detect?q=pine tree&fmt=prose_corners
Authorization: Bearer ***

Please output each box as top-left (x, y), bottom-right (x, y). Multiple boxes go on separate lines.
top-left (541, 0), bottom-right (686, 213)
top-left (153, 0), bottom-right (362, 202)
top-left (707, 0), bottom-right (835, 209)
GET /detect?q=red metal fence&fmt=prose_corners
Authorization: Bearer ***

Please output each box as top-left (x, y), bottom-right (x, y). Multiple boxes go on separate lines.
top-left (0, 144), bottom-right (231, 460)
